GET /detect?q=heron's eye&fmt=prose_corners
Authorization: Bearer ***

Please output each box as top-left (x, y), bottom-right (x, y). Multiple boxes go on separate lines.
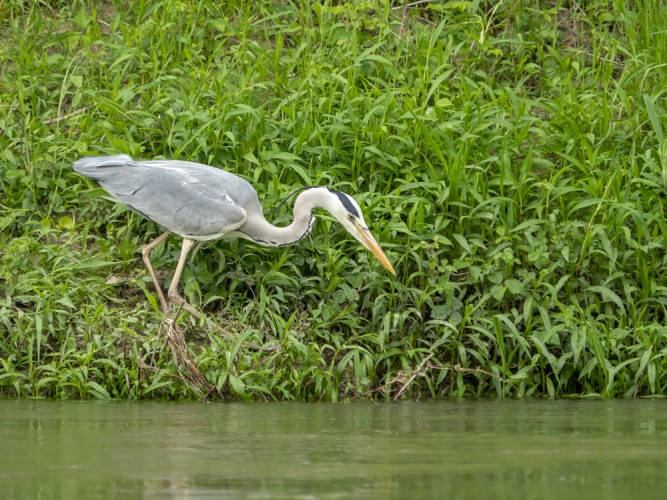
top-left (347, 213), bottom-right (355, 221)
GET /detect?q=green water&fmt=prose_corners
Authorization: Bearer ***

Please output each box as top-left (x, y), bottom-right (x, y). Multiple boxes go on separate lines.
top-left (1, 399), bottom-right (666, 499)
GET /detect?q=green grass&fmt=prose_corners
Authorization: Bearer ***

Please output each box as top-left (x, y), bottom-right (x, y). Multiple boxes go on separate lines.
top-left (1, 0), bottom-right (666, 400)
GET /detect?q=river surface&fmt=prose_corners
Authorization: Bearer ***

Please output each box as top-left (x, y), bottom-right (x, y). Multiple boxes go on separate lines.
top-left (1, 399), bottom-right (666, 499)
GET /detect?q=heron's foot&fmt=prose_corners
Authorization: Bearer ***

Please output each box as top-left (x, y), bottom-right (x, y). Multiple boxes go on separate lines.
top-left (167, 290), bottom-right (203, 320)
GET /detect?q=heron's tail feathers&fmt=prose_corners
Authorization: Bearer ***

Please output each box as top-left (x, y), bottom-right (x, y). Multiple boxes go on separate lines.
top-left (72, 154), bottom-right (136, 180)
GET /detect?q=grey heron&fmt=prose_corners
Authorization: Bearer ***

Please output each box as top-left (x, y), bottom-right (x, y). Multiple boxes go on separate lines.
top-left (73, 154), bottom-right (395, 318)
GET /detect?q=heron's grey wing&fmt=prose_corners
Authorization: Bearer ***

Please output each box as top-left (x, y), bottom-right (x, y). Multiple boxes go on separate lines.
top-left (74, 155), bottom-right (248, 239)
top-left (113, 175), bottom-right (247, 240)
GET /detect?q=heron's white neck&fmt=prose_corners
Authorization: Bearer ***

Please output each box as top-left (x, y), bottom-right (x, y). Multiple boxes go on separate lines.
top-left (236, 187), bottom-right (334, 247)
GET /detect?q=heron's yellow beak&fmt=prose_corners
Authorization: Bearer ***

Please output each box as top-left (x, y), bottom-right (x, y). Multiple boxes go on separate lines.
top-left (355, 224), bottom-right (396, 275)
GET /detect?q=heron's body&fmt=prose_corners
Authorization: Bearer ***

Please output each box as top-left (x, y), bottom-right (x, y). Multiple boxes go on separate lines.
top-left (73, 154), bottom-right (394, 318)
top-left (75, 156), bottom-right (261, 241)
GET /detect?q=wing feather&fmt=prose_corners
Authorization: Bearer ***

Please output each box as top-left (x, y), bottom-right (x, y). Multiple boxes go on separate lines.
top-left (74, 155), bottom-right (259, 240)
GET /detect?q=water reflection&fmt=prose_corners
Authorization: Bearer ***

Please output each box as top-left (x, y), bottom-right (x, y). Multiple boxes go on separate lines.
top-left (1, 399), bottom-right (666, 499)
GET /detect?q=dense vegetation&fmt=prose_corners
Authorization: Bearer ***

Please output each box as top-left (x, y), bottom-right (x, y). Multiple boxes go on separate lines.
top-left (1, 0), bottom-right (666, 400)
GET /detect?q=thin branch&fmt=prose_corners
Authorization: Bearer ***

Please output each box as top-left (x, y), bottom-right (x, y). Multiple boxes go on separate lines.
top-left (392, 0), bottom-right (438, 11)
top-left (432, 363), bottom-right (505, 382)
top-left (390, 359), bottom-right (505, 400)
top-left (43, 107), bottom-right (89, 125)
top-left (394, 353), bottom-right (434, 400)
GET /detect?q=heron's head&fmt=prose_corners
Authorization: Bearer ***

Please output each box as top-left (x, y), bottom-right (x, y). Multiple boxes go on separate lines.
top-left (323, 188), bottom-right (396, 275)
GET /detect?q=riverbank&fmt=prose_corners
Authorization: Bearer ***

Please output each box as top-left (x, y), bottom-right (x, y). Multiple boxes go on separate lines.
top-left (1, 1), bottom-right (665, 399)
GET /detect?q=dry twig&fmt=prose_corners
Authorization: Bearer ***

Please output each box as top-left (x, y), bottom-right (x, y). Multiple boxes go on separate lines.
top-left (392, 0), bottom-right (437, 10)
top-left (43, 107), bottom-right (89, 125)
top-left (390, 356), bottom-right (505, 399)
top-left (393, 353), bottom-right (435, 400)
top-left (161, 315), bottom-right (218, 399)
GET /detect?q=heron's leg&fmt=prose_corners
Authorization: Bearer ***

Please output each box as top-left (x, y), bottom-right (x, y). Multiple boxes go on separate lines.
top-left (141, 231), bottom-right (171, 314)
top-left (167, 238), bottom-right (203, 319)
